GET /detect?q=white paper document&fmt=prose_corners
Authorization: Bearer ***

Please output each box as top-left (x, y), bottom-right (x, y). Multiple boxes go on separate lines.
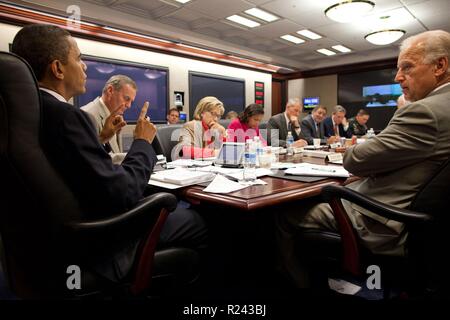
top-left (150, 167), bottom-right (215, 185)
top-left (166, 159), bottom-right (213, 168)
top-left (285, 163), bottom-right (350, 178)
top-left (328, 278), bottom-right (361, 295)
top-left (203, 174), bottom-right (247, 193)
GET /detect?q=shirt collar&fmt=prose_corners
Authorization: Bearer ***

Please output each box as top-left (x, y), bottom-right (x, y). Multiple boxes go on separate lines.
top-left (40, 88), bottom-right (67, 102)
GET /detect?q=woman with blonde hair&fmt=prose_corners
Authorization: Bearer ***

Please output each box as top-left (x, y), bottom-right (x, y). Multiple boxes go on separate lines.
top-left (173, 96), bottom-right (226, 159)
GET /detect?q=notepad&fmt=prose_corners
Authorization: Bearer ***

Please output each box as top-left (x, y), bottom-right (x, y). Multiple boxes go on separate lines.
top-left (150, 168), bottom-right (215, 186)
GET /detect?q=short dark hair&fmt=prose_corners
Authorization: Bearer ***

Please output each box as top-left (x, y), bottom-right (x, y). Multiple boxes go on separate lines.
top-left (357, 109), bottom-right (370, 117)
top-left (312, 105), bottom-right (327, 113)
top-left (167, 107), bottom-right (180, 116)
top-left (238, 103), bottom-right (264, 124)
top-left (11, 24), bottom-right (71, 81)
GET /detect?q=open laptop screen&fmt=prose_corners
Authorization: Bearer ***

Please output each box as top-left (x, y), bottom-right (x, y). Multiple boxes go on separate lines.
top-left (214, 142), bottom-right (245, 167)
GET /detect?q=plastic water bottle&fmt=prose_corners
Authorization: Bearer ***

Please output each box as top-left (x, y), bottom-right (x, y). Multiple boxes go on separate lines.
top-left (367, 128), bottom-right (375, 138)
top-left (286, 131), bottom-right (294, 156)
top-left (254, 136), bottom-right (263, 167)
top-left (243, 139), bottom-right (257, 182)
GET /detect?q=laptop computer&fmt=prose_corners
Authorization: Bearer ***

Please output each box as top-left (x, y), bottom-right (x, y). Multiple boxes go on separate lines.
top-left (214, 142), bottom-right (245, 168)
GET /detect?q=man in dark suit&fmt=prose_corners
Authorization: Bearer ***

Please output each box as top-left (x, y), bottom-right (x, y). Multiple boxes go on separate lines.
top-left (300, 105), bottom-right (328, 145)
top-left (11, 24), bottom-right (207, 282)
top-left (267, 98), bottom-right (308, 147)
top-left (323, 105), bottom-right (352, 143)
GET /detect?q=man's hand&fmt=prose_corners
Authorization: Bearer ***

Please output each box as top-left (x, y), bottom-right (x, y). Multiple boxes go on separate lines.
top-left (133, 102), bottom-right (157, 144)
top-left (293, 139), bottom-right (307, 148)
top-left (342, 116), bottom-right (348, 127)
top-left (327, 136), bottom-right (339, 144)
top-left (99, 106), bottom-right (127, 144)
top-left (289, 116), bottom-right (300, 128)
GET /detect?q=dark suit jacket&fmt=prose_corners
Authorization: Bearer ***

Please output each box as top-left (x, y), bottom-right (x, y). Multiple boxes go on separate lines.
top-left (41, 91), bottom-right (156, 217)
top-left (267, 112), bottom-right (305, 147)
top-left (300, 114), bottom-right (326, 145)
top-left (323, 116), bottom-right (352, 138)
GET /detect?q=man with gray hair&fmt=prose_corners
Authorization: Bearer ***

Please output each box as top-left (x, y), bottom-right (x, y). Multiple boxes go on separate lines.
top-left (277, 30), bottom-right (450, 292)
top-left (267, 98), bottom-right (307, 147)
top-left (82, 74), bottom-right (136, 163)
top-left (323, 105), bottom-right (352, 143)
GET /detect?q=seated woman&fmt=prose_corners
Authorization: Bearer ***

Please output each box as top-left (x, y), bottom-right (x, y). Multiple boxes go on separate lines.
top-left (173, 96), bottom-right (226, 159)
top-left (226, 103), bottom-right (266, 144)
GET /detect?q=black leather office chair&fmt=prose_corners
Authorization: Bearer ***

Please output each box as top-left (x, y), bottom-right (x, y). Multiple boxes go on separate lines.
top-left (0, 52), bottom-right (198, 299)
top-left (298, 158), bottom-right (450, 298)
top-left (152, 124), bottom-right (183, 162)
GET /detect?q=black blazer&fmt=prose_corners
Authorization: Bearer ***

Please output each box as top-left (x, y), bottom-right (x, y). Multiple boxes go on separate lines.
top-left (300, 114), bottom-right (326, 145)
top-left (323, 116), bottom-right (352, 138)
top-left (40, 91), bottom-right (157, 217)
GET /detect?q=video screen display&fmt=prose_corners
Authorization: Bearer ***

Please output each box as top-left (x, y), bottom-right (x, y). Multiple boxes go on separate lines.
top-left (363, 83), bottom-right (402, 107)
top-left (75, 56), bottom-right (169, 123)
top-left (303, 97), bottom-right (320, 109)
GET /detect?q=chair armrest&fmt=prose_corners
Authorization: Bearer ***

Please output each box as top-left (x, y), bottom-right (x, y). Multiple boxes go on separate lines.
top-left (65, 192), bottom-right (177, 233)
top-left (322, 185), bottom-right (433, 225)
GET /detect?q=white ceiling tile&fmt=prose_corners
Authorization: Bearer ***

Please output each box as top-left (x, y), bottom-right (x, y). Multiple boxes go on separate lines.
top-left (185, 0), bottom-right (254, 19)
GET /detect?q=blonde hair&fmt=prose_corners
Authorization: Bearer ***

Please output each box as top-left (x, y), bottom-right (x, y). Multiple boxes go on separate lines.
top-left (193, 96), bottom-right (224, 120)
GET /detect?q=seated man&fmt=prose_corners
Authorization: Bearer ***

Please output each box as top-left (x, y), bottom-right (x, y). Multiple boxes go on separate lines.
top-left (267, 98), bottom-right (307, 148)
top-left (300, 105), bottom-right (328, 145)
top-left (323, 105), bottom-right (352, 143)
top-left (12, 24), bottom-right (207, 283)
top-left (81, 74), bottom-right (134, 164)
top-left (347, 109), bottom-right (370, 137)
top-left (277, 29), bottom-right (450, 288)
top-left (167, 107), bottom-right (180, 125)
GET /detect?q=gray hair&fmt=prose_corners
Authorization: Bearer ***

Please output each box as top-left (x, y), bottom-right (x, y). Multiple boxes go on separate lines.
top-left (286, 98), bottom-right (301, 108)
top-left (102, 74), bottom-right (137, 94)
top-left (332, 105), bottom-right (346, 114)
top-left (400, 30), bottom-right (450, 73)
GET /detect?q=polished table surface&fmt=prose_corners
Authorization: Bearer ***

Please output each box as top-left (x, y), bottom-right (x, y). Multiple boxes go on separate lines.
top-left (180, 153), bottom-right (358, 211)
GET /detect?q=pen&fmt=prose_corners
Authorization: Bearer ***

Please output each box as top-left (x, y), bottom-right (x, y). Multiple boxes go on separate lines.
top-left (311, 167), bottom-right (336, 173)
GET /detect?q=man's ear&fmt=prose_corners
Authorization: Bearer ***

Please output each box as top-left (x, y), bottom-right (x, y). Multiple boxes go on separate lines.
top-left (49, 60), bottom-right (64, 80)
top-left (435, 56), bottom-right (448, 76)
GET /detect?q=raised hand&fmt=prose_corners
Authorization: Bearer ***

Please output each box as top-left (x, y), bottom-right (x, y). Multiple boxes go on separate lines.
top-left (99, 106), bottom-right (127, 144)
top-left (133, 101), bottom-right (157, 144)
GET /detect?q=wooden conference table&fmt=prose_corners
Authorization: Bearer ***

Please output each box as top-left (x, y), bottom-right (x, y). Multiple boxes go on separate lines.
top-left (179, 153), bottom-right (357, 211)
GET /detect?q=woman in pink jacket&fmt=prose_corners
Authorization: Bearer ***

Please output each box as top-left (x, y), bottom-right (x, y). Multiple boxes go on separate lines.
top-left (227, 103), bottom-right (266, 145)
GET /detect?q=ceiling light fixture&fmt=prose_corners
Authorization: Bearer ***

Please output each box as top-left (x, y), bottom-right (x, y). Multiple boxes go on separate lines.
top-left (332, 45), bottom-right (352, 53)
top-left (296, 29), bottom-right (322, 40)
top-left (325, 0), bottom-right (375, 23)
top-left (245, 8), bottom-right (279, 22)
top-left (226, 14), bottom-right (261, 28)
top-left (317, 48), bottom-right (336, 56)
top-left (365, 29), bottom-right (405, 45)
top-left (175, 0), bottom-right (191, 4)
top-left (280, 35), bottom-right (305, 44)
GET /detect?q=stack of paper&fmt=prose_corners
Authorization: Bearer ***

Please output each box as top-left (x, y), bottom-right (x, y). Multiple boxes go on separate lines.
top-left (285, 163), bottom-right (350, 178)
top-left (150, 168), bottom-right (215, 185)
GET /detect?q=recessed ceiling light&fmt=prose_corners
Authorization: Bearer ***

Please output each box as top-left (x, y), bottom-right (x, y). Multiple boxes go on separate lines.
top-left (280, 35), bottom-right (305, 44)
top-left (296, 29), bottom-right (322, 40)
top-left (226, 15), bottom-right (261, 28)
top-left (325, 0), bottom-right (375, 23)
top-left (245, 8), bottom-right (279, 22)
top-left (175, 0), bottom-right (191, 4)
top-left (332, 45), bottom-right (351, 53)
top-left (317, 48), bottom-right (336, 56)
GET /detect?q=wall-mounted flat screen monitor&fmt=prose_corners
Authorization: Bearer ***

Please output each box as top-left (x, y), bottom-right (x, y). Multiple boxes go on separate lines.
top-left (303, 97), bottom-right (319, 110)
top-left (363, 83), bottom-right (402, 107)
top-left (75, 56), bottom-right (169, 123)
top-left (189, 72), bottom-right (245, 119)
